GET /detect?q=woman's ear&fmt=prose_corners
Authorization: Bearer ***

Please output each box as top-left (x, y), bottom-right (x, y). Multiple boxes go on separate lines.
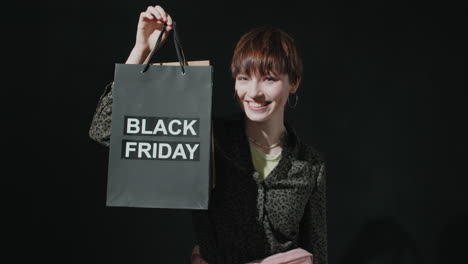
top-left (290, 79), bottom-right (301, 93)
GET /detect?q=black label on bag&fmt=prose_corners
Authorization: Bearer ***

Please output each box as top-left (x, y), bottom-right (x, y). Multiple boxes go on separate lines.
top-left (120, 116), bottom-right (202, 161)
top-left (121, 140), bottom-right (200, 161)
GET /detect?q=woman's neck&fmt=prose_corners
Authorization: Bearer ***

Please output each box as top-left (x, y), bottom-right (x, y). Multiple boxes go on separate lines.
top-left (244, 115), bottom-right (286, 155)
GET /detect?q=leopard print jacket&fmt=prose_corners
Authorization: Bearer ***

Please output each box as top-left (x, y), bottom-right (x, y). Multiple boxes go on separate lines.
top-left (89, 82), bottom-right (328, 264)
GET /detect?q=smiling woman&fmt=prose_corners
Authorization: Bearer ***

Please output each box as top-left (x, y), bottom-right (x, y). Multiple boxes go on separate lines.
top-left (230, 27), bottom-right (303, 156)
top-left (89, 4), bottom-right (327, 264)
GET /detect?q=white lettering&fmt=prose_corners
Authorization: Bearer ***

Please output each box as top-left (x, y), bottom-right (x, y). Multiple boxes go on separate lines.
top-left (185, 143), bottom-right (199, 160)
top-left (141, 119), bottom-right (153, 135)
top-left (127, 118), bottom-right (140, 134)
top-left (168, 119), bottom-right (182, 135)
top-left (123, 141), bottom-right (200, 160)
top-left (125, 142), bottom-right (138, 157)
top-left (138, 142), bottom-right (152, 158)
top-left (172, 144), bottom-right (187, 159)
top-left (153, 119), bottom-right (168, 135)
top-left (158, 143), bottom-right (172, 159)
top-left (152, 142), bottom-right (157, 158)
top-left (183, 120), bottom-right (197, 136)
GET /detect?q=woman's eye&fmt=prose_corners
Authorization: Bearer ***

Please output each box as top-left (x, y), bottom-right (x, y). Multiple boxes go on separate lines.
top-left (237, 76), bottom-right (248, 81)
top-left (265, 76), bottom-right (276, 82)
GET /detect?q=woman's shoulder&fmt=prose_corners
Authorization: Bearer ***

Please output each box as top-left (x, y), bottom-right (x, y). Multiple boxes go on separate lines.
top-left (303, 142), bottom-right (325, 165)
top-left (290, 129), bottom-right (326, 176)
top-left (290, 138), bottom-right (326, 187)
top-left (286, 124), bottom-right (324, 164)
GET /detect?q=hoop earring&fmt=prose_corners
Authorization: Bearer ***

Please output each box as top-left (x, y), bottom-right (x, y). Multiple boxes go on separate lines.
top-left (288, 93), bottom-right (299, 108)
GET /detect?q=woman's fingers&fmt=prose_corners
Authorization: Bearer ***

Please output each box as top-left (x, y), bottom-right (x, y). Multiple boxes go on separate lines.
top-left (139, 5), bottom-right (172, 32)
top-left (140, 11), bottom-right (153, 20)
top-left (147, 6), bottom-right (164, 22)
top-left (154, 5), bottom-right (167, 22)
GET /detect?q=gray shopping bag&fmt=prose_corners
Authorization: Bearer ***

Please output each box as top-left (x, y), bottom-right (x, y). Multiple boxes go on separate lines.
top-left (107, 23), bottom-right (213, 209)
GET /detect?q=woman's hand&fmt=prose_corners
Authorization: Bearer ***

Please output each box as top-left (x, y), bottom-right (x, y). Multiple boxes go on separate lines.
top-left (126, 5), bottom-right (173, 64)
top-left (135, 5), bottom-right (173, 53)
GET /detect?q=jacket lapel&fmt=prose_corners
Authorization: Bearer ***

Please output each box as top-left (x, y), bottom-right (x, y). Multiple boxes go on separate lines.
top-left (213, 113), bottom-right (309, 189)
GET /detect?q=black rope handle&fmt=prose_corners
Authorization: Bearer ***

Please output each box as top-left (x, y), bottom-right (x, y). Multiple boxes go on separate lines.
top-left (173, 23), bottom-right (187, 73)
top-left (141, 21), bottom-right (187, 74)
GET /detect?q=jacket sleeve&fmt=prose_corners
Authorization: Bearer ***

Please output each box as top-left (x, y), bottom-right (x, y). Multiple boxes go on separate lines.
top-left (89, 81), bottom-right (114, 147)
top-left (299, 161), bottom-right (328, 264)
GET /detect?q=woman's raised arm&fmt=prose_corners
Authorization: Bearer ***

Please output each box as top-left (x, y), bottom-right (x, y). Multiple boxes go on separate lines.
top-left (89, 5), bottom-right (173, 146)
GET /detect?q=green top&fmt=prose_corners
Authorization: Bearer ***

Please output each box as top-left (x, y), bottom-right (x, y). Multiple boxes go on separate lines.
top-left (248, 142), bottom-right (282, 180)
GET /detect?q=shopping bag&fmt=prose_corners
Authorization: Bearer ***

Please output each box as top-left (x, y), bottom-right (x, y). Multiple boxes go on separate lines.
top-left (107, 22), bottom-right (213, 209)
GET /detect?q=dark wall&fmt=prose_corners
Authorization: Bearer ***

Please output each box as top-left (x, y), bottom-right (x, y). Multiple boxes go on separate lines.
top-left (39, 0), bottom-right (467, 263)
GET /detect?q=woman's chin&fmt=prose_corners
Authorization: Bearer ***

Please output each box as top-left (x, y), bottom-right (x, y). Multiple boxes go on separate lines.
top-left (244, 110), bottom-right (271, 123)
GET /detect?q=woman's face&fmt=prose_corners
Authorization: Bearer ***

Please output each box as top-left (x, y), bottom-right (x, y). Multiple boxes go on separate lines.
top-left (235, 72), bottom-right (297, 123)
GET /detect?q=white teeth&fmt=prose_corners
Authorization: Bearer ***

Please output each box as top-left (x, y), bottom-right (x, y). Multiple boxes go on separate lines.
top-left (249, 102), bottom-right (267, 107)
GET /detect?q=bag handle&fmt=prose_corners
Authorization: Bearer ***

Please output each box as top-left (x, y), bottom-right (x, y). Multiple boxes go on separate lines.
top-left (141, 21), bottom-right (188, 74)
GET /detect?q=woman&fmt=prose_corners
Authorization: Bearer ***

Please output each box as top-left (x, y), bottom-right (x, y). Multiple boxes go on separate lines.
top-left (89, 5), bottom-right (327, 264)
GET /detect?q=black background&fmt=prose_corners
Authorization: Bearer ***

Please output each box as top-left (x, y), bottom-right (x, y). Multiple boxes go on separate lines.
top-left (38, 0), bottom-right (467, 263)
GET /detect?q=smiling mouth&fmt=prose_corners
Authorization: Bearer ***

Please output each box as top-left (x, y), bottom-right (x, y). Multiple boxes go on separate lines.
top-left (247, 101), bottom-right (271, 107)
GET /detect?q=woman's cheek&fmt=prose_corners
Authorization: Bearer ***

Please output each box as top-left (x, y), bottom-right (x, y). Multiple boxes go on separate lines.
top-left (277, 92), bottom-right (289, 107)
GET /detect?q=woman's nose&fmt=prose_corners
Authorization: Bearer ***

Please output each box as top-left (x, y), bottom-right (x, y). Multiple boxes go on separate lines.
top-left (247, 81), bottom-right (263, 98)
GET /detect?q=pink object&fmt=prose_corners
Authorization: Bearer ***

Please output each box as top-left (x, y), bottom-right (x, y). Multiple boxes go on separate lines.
top-left (191, 245), bottom-right (208, 264)
top-left (191, 245), bottom-right (313, 264)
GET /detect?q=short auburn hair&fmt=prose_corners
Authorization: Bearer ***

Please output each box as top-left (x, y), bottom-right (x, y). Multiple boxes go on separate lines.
top-left (231, 26), bottom-right (303, 86)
